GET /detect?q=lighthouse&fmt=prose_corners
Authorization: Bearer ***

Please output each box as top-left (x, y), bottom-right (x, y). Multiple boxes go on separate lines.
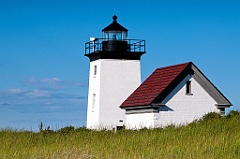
top-left (85, 15), bottom-right (146, 129)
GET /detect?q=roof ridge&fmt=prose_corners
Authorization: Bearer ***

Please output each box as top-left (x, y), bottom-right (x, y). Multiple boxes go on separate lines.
top-left (156, 62), bottom-right (192, 70)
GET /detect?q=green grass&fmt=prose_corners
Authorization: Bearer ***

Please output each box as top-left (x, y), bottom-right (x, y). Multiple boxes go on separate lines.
top-left (1, 111), bottom-right (240, 159)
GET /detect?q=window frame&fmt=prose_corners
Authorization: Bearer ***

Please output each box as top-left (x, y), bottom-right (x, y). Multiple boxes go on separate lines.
top-left (93, 65), bottom-right (97, 76)
top-left (186, 80), bottom-right (193, 95)
top-left (92, 93), bottom-right (96, 112)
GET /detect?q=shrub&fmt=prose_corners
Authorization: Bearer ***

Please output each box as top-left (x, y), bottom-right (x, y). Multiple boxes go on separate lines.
top-left (75, 126), bottom-right (91, 132)
top-left (226, 110), bottom-right (240, 118)
top-left (201, 112), bottom-right (222, 121)
top-left (58, 126), bottom-right (75, 134)
top-left (38, 122), bottom-right (54, 134)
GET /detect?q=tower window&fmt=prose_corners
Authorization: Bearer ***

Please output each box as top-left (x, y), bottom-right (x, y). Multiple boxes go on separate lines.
top-left (94, 65), bottom-right (97, 76)
top-left (186, 81), bottom-right (192, 94)
top-left (92, 93), bottom-right (96, 111)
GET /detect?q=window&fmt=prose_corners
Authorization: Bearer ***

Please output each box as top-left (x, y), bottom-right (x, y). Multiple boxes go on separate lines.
top-left (92, 93), bottom-right (96, 111)
top-left (186, 81), bottom-right (192, 94)
top-left (94, 65), bottom-right (97, 76)
top-left (219, 108), bottom-right (225, 115)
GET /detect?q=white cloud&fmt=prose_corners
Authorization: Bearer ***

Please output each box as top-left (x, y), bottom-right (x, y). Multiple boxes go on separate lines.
top-left (24, 77), bottom-right (87, 90)
top-left (0, 88), bottom-right (86, 106)
top-left (25, 90), bottom-right (50, 98)
top-left (7, 88), bottom-right (25, 94)
top-left (49, 106), bottom-right (62, 110)
top-left (0, 102), bottom-right (10, 106)
top-left (45, 102), bottom-right (52, 105)
top-left (28, 77), bottom-right (61, 85)
top-left (0, 76), bottom-right (88, 108)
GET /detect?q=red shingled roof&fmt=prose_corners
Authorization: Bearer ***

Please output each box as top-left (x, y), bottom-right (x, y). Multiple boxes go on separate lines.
top-left (120, 62), bottom-right (192, 108)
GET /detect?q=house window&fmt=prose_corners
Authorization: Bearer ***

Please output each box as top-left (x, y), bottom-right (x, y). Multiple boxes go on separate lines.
top-left (219, 108), bottom-right (225, 115)
top-left (94, 65), bottom-right (97, 76)
top-left (92, 93), bottom-right (96, 111)
top-left (186, 81), bottom-right (192, 94)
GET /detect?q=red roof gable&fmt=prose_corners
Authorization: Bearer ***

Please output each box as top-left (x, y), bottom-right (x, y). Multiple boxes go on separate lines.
top-left (120, 62), bottom-right (192, 108)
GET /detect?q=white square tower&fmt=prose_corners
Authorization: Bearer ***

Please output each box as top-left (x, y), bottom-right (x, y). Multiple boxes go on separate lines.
top-left (85, 15), bottom-right (146, 129)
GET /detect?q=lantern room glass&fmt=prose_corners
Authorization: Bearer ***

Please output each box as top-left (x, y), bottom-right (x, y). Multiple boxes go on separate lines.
top-left (103, 31), bottom-right (128, 41)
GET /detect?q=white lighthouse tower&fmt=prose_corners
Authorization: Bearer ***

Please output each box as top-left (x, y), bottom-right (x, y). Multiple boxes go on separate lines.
top-left (85, 15), bottom-right (146, 129)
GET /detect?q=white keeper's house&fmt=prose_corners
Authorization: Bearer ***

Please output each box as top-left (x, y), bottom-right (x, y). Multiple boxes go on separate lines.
top-left (84, 15), bottom-right (232, 129)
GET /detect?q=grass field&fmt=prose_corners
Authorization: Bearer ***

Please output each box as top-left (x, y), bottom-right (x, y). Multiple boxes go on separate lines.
top-left (1, 111), bottom-right (240, 159)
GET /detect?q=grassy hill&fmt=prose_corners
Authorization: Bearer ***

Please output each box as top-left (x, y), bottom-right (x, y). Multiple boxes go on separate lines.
top-left (1, 111), bottom-right (240, 159)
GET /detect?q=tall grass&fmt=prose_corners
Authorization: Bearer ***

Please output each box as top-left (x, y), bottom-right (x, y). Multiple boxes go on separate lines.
top-left (1, 111), bottom-right (240, 158)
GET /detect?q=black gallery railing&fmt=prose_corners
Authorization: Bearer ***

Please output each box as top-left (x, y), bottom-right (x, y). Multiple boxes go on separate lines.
top-left (85, 38), bottom-right (146, 55)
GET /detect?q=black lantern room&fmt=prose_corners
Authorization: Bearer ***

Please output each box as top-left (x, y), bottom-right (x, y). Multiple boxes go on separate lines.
top-left (85, 15), bottom-right (146, 61)
top-left (102, 15), bottom-right (128, 41)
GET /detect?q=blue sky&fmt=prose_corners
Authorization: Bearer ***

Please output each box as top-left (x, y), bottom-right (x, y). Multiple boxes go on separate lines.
top-left (0, 0), bottom-right (239, 131)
